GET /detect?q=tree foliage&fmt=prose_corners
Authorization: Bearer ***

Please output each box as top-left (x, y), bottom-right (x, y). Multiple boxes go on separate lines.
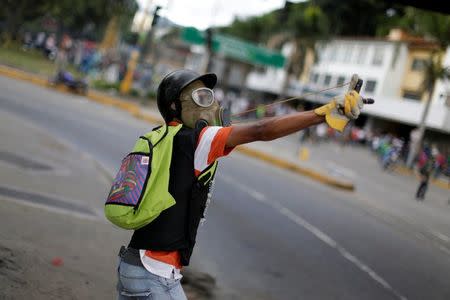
top-left (0, 0), bottom-right (138, 42)
top-left (287, 4), bottom-right (329, 41)
top-left (220, 13), bottom-right (278, 43)
top-left (401, 8), bottom-right (450, 48)
top-left (219, 0), bottom-right (449, 93)
top-left (221, 0), bottom-right (449, 47)
top-left (43, 0), bottom-right (137, 31)
top-left (313, 0), bottom-right (394, 36)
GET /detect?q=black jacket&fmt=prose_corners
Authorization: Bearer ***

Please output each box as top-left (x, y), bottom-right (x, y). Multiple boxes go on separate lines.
top-left (128, 126), bottom-right (215, 266)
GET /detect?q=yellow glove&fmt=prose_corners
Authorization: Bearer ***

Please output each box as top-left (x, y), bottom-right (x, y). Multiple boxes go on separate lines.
top-left (314, 90), bottom-right (363, 132)
top-left (344, 91), bottom-right (364, 120)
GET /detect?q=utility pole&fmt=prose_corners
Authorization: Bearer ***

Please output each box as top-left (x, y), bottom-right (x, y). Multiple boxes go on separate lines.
top-left (120, 4), bottom-right (160, 94)
top-left (406, 82), bottom-right (434, 168)
top-left (278, 0), bottom-right (293, 99)
top-left (139, 5), bottom-right (161, 64)
top-left (202, 28), bottom-right (214, 73)
top-left (405, 54), bottom-right (448, 168)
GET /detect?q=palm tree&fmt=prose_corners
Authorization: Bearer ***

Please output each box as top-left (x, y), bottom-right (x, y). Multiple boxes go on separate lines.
top-left (406, 52), bottom-right (450, 167)
top-left (278, 3), bottom-right (330, 98)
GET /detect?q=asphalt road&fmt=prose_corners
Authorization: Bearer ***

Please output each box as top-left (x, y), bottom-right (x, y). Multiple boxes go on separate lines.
top-left (1, 76), bottom-right (450, 300)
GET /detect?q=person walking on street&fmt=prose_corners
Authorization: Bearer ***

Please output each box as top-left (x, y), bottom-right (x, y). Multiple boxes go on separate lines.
top-left (112, 69), bottom-right (367, 299)
top-left (415, 149), bottom-right (434, 201)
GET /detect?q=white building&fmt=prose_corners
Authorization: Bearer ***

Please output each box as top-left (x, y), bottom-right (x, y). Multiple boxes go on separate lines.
top-left (244, 29), bottom-right (450, 135)
top-left (432, 46), bottom-right (450, 130)
top-left (307, 33), bottom-right (450, 134)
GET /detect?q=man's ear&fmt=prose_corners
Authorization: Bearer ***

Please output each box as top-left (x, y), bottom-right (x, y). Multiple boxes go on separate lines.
top-left (170, 102), bottom-right (176, 110)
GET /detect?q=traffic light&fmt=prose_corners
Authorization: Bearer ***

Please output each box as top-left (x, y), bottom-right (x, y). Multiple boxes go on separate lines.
top-left (152, 6), bottom-right (161, 27)
top-left (205, 28), bottom-right (213, 52)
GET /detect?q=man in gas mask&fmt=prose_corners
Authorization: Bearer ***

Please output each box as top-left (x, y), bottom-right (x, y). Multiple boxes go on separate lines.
top-left (116, 69), bottom-right (365, 299)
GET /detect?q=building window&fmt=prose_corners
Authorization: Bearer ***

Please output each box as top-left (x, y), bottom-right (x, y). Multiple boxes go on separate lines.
top-left (310, 72), bottom-right (319, 83)
top-left (254, 65), bottom-right (266, 74)
top-left (445, 94), bottom-right (450, 107)
top-left (323, 74), bottom-right (332, 86)
top-left (319, 46), bottom-right (329, 62)
top-left (337, 76), bottom-right (345, 86)
top-left (365, 80), bottom-right (377, 93)
top-left (411, 58), bottom-right (427, 71)
top-left (372, 47), bottom-right (384, 66)
top-left (356, 45), bottom-right (368, 64)
top-left (403, 90), bottom-right (422, 101)
top-left (343, 45), bottom-right (353, 63)
top-left (336, 45), bottom-right (345, 62)
top-left (329, 45), bottom-right (337, 62)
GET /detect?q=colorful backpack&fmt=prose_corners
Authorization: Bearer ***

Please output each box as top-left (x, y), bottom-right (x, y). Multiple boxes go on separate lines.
top-left (104, 124), bottom-right (183, 230)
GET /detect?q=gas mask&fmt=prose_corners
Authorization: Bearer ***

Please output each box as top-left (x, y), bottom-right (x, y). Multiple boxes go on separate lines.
top-left (179, 80), bottom-right (230, 129)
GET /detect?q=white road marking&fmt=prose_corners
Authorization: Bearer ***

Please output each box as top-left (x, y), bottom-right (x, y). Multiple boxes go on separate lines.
top-left (0, 194), bottom-right (99, 221)
top-left (219, 174), bottom-right (407, 300)
top-left (431, 231), bottom-right (450, 243)
top-left (325, 160), bottom-right (356, 179)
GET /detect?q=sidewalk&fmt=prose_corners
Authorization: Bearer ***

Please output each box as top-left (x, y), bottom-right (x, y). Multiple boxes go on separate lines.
top-left (245, 133), bottom-right (450, 202)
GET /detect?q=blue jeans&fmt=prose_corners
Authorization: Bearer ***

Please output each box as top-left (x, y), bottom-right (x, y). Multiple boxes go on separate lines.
top-left (117, 259), bottom-right (187, 300)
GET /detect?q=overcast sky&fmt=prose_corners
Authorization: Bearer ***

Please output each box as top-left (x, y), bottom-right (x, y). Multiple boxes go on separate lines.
top-left (136, 0), bottom-right (303, 30)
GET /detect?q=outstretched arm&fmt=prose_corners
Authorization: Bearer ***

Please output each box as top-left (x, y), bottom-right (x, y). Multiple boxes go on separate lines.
top-left (226, 89), bottom-right (367, 148)
top-left (226, 110), bottom-right (324, 148)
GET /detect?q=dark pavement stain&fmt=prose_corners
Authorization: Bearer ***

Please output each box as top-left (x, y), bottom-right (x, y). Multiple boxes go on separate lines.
top-left (0, 185), bottom-right (96, 216)
top-left (0, 245), bottom-right (26, 287)
top-left (0, 150), bottom-right (53, 171)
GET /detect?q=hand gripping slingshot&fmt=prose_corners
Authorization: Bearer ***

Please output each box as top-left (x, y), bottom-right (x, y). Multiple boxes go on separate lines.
top-left (231, 74), bottom-right (375, 121)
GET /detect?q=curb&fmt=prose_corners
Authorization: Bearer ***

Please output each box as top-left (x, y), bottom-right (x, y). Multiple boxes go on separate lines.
top-left (87, 90), bottom-right (141, 116)
top-left (236, 146), bottom-right (355, 191)
top-left (0, 64), bottom-right (355, 191)
top-left (0, 65), bottom-right (48, 87)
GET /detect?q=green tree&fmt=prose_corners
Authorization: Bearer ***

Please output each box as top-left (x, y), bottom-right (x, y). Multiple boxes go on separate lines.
top-left (0, 0), bottom-right (47, 44)
top-left (314, 0), bottom-right (393, 36)
top-left (285, 4), bottom-right (329, 77)
top-left (220, 13), bottom-right (278, 43)
top-left (42, 0), bottom-right (137, 41)
top-left (402, 7), bottom-right (450, 47)
top-left (0, 0), bottom-right (137, 45)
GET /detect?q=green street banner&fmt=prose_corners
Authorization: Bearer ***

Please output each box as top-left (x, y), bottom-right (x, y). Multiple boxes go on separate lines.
top-left (181, 27), bottom-right (286, 69)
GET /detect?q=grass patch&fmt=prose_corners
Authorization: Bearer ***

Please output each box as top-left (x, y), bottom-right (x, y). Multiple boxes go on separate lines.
top-left (0, 43), bottom-right (82, 78)
top-left (91, 79), bottom-right (120, 91)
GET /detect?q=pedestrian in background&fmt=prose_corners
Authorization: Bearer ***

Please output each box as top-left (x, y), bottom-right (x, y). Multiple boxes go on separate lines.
top-left (415, 147), bottom-right (434, 201)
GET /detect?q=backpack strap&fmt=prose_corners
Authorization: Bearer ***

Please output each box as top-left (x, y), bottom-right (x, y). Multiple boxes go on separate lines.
top-left (139, 125), bottom-right (170, 151)
top-left (138, 135), bottom-right (153, 152)
top-left (198, 161), bottom-right (218, 186)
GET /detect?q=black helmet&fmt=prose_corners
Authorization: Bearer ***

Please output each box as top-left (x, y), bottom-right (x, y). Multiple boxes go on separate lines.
top-left (157, 69), bottom-right (217, 123)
